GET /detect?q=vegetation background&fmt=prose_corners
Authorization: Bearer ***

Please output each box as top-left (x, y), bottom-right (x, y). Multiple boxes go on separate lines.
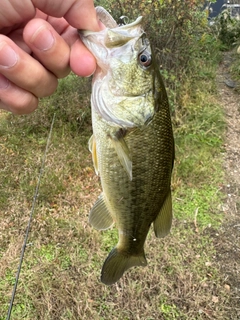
top-left (0, 0), bottom-right (239, 319)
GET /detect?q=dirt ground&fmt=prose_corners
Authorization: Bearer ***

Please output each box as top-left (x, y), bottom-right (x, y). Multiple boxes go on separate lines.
top-left (215, 52), bottom-right (240, 318)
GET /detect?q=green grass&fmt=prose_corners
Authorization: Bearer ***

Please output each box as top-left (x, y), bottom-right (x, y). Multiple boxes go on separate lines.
top-left (0, 65), bottom-right (232, 319)
top-left (230, 47), bottom-right (240, 89)
top-left (173, 89), bottom-right (225, 230)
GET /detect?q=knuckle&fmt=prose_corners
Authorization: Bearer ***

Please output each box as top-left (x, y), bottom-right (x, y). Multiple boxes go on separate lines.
top-left (0, 89), bottom-right (38, 115)
top-left (26, 68), bottom-right (58, 97)
top-left (14, 93), bottom-right (38, 114)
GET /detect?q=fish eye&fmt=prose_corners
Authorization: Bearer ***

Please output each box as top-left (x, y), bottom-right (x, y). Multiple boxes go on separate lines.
top-left (138, 51), bottom-right (152, 68)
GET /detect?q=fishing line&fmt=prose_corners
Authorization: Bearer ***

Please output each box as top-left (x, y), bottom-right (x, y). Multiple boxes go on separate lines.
top-left (6, 113), bottom-right (56, 320)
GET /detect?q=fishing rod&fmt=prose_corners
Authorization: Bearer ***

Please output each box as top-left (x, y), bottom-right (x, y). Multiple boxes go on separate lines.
top-left (6, 113), bottom-right (56, 320)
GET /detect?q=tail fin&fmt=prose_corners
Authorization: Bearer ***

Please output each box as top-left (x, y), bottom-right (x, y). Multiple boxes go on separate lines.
top-left (101, 247), bottom-right (147, 285)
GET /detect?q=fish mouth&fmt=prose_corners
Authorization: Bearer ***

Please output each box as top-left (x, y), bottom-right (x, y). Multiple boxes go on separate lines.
top-left (79, 6), bottom-right (143, 38)
top-left (96, 6), bottom-right (143, 30)
top-left (78, 7), bottom-right (144, 65)
top-left (95, 6), bottom-right (118, 28)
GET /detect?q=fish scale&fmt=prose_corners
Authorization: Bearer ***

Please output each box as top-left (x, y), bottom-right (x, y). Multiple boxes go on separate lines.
top-left (79, 7), bottom-right (174, 285)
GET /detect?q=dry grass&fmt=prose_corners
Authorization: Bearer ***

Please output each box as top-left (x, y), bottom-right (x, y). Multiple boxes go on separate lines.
top-left (0, 72), bottom-right (236, 319)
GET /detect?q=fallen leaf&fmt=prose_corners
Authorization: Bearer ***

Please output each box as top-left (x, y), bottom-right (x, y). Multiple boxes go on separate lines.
top-left (224, 284), bottom-right (230, 292)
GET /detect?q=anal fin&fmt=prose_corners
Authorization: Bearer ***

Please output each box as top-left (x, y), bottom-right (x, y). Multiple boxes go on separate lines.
top-left (89, 194), bottom-right (114, 230)
top-left (154, 190), bottom-right (172, 238)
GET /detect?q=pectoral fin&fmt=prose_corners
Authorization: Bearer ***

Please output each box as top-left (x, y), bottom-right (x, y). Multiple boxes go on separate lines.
top-left (154, 190), bottom-right (172, 238)
top-left (89, 194), bottom-right (114, 230)
top-left (111, 132), bottom-right (132, 180)
top-left (88, 134), bottom-right (99, 175)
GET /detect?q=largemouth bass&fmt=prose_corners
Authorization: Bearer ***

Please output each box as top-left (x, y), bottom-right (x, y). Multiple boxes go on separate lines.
top-left (79, 7), bottom-right (174, 285)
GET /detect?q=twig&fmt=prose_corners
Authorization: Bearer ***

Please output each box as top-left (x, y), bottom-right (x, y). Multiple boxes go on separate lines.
top-left (194, 207), bottom-right (199, 233)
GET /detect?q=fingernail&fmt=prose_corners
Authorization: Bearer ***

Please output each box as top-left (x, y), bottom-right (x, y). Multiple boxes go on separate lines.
top-left (0, 42), bottom-right (17, 68)
top-left (31, 27), bottom-right (55, 51)
top-left (0, 74), bottom-right (10, 89)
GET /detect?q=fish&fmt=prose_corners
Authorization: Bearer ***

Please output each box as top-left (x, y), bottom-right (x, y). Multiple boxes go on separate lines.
top-left (79, 7), bottom-right (174, 285)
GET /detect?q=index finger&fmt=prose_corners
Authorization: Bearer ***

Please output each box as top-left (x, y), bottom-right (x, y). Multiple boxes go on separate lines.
top-left (0, 0), bottom-right (100, 31)
top-left (33, 0), bottom-right (100, 31)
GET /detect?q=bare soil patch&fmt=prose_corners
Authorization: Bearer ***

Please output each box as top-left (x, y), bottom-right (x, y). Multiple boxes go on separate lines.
top-left (214, 52), bottom-right (240, 318)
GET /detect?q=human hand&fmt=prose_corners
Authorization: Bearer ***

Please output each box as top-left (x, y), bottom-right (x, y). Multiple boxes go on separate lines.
top-left (0, 0), bottom-right (100, 114)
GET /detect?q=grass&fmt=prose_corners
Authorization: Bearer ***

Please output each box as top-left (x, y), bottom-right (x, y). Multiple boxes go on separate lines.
top-left (0, 64), bottom-right (232, 319)
top-left (173, 84), bottom-right (225, 231)
top-left (230, 46), bottom-right (240, 90)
